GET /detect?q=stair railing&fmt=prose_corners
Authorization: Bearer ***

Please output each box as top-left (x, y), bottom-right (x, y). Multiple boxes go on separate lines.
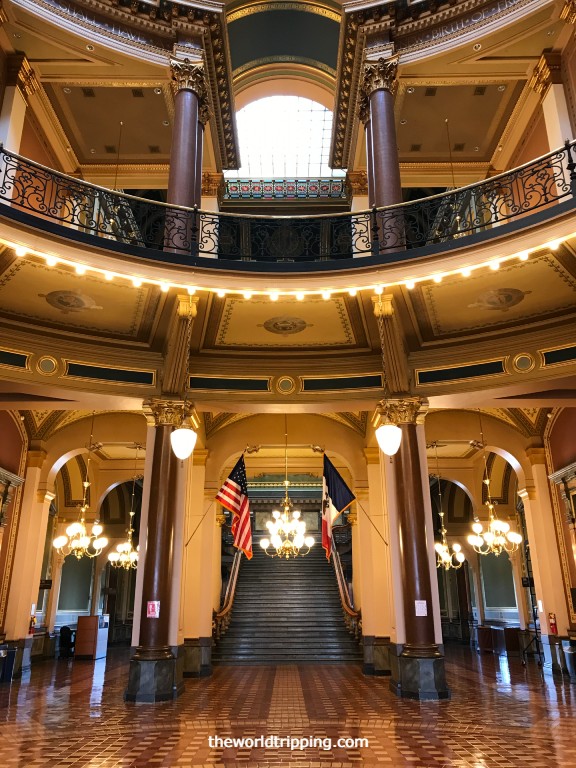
top-left (212, 550), bottom-right (242, 640)
top-left (331, 543), bottom-right (362, 639)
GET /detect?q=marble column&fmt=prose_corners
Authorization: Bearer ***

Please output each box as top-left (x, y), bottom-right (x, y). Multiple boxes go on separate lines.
top-left (125, 399), bottom-right (194, 703)
top-left (456, 562), bottom-right (473, 644)
top-left (360, 57), bottom-right (402, 208)
top-left (376, 399), bottom-right (449, 699)
top-left (518, 448), bottom-right (571, 678)
top-left (165, 58), bottom-right (208, 254)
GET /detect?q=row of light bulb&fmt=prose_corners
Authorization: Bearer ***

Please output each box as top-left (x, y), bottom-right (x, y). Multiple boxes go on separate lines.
top-left (5, 234), bottom-right (570, 301)
top-left (53, 520), bottom-right (108, 554)
top-left (467, 518), bottom-right (523, 549)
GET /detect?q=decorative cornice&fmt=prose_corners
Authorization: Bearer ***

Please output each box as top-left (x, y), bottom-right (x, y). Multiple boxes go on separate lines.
top-left (529, 52), bottom-right (562, 97)
top-left (227, 1), bottom-right (340, 23)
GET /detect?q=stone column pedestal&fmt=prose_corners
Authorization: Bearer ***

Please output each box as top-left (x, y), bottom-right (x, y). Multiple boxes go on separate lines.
top-left (182, 637), bottom-right (212, 677)
top-left (362, 635), bottom-right (391, 676)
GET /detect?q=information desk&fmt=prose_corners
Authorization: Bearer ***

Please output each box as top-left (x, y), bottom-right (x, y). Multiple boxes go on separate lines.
top-left (74, 615), bottom-right (109, 660)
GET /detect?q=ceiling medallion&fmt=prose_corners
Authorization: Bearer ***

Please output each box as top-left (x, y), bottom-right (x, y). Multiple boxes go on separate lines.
top-left (276, 376), bottom-right (296, 394)
top-left (263, 316), bottom-right (309, 335)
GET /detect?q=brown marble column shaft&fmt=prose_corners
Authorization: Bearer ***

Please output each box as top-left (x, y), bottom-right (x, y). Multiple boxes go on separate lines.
top-left (360, 57), bottom-right (402, 208)
top-left (135, 423), bottom-right (177, 660)
top-left (456, 562), bottom-right (473, 642)
top-left (194, 120), bottom-right (204, 207)
top-left (394, 422), bottom-right (440, 657)
top-left (365, 118), bottom-right (374, 207)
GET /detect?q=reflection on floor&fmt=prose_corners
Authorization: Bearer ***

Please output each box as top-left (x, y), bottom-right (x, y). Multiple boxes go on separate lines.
top-left (0, 646), bottom-right (575, 766)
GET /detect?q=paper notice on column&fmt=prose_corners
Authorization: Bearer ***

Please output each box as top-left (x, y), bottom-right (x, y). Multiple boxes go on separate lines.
top-left (415, 600), bottom-right (427, 616)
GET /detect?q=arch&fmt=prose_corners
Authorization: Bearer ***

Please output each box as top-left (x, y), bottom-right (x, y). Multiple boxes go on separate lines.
top-left (234, 77), bottom-right (334, 111)
top-left (205, 412), bottom-right (368, 489)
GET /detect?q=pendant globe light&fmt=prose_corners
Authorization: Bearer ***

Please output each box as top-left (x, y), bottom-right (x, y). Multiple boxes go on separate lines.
top-left (373, 295), bottom-right (403, 456)
top-left (170, 296), bottom-right (198, 460)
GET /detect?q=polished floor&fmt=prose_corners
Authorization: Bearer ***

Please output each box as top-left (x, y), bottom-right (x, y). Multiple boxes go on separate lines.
top-left (0, 646), bottom-right (575, 767)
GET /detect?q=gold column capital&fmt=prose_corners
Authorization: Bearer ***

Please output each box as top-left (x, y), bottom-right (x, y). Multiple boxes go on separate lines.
top-left (201, 171), bottom-right (224, 197)
top-left (372, 397), bottom-right (426, 428)
top-left (347, 509), bottom-right (358, 526)
top-left (361, 56), bottom-right (399, 100)
top-left (143, 398), bottom-right (200, 430)
top-left (561, 0), bottom-right (576, 24)
top-left (363, 446), bottom-right (380, 464)
top-left (529, 52), bottom-right (562, 97)
top-left (216, 513), bottom-right (227, 527)
top-left (346, 170), bottom-right (368, 196)
top-left (192, 448), bottom-right (209, 467)
top-left (6, 54), bottom-right (38, 100)
top-left (26, 448), bottom-right (47, 469)
top-left (170, 58), bottom-right (208, 112)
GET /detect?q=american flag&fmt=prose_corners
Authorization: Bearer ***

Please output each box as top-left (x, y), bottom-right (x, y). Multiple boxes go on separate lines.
top-left (216, 455), bottom-right (253, 559)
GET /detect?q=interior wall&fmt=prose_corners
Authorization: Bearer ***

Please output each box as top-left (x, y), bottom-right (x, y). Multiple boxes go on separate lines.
top-left (548, 408), bottom-right (576, 471)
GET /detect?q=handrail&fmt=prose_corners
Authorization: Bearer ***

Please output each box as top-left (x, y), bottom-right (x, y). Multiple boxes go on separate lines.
top-left (212, 549), bottom-right (242, 640)
top-left (0, 141), bottom-right (574, 264)
top-left (332, 545), bottom-right (361, 639)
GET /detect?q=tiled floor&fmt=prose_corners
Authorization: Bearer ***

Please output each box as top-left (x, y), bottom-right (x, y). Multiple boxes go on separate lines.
top-left (0, 646), bottom-right (575, 766)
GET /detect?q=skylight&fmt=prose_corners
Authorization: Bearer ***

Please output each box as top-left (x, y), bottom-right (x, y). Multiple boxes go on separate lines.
top-left (225, 96), bottom-right (345, 179)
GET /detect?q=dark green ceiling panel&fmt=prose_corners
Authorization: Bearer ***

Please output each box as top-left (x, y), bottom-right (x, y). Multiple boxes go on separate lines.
top-left (229, 11), bottom-right (338, 71)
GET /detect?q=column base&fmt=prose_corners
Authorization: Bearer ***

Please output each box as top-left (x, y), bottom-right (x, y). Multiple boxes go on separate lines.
top-left (542, 634), bottom-right (568, 678)
top-left (9, 636), bottom-right (34, 678)
top-left (182, 637), bottom-right (212, 677)
top-left (124, 649), bottom-right (184, 703)
top-left (389, 644), bottom-right (450, 700)
top-left (362, 636), bottom-right (391, 676)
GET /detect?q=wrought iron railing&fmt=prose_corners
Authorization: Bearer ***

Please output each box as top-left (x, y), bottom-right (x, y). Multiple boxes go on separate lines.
top-left (0, 142), bottom-right (574, 265)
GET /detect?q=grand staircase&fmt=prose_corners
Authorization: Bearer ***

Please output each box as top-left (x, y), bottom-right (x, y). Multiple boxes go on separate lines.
top-left (212, 543), bottom-right (362, 664)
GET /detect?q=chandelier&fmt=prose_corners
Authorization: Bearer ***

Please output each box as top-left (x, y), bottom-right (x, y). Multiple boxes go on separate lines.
top-left (108, 444), bottom-right (140, 569)
top-left (431, 442), bottom-right (465, 570)
top-left (467, 411), bottom-right (522, 556)
top-left (53, 414), bottom-right (108, 559)
top-left (260, 418), bottom-right (315, 559)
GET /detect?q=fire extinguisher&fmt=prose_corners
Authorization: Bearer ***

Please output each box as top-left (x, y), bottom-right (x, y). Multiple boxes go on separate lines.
top-left (549, 612), bottom-right (558, 635)
top-left (29, 615), bottom-right (36, 634)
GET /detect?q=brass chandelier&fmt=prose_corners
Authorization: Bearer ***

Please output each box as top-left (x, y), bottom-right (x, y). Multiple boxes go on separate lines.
top-left (260, 418), bottom-right (315, 559)
top-left (431, 443), bottom-right (465, 570)
top-left (467, 412), bottom-right (522, 556)
top-left (108, 444), bottom-right (140, 570)
top-left (53, 414), bottom-right (108, 560)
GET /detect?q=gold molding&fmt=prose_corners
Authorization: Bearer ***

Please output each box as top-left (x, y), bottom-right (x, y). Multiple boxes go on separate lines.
top-left (233, 55), bottom-right (336, 79)
top-left (227, 1), bottom-right (341, 24)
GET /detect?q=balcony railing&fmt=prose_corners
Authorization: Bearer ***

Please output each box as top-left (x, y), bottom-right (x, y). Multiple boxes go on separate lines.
top-left (0, 142), bottom-right (574, 267)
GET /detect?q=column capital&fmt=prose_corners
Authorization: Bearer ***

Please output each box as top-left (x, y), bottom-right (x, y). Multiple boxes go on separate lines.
top-left (361, 56), bottom-right (399, 100)
top-left (372, 397), bottom-right (426, 428)
top-left (170, 57), bottom-right (207, 101)
top-left (216, 512), bottom-right (227, 527)
top-left (202, 171), bottom-right (224, 197)
top-left (347, 509), bottom-right (358, 526)
top-left (346, 170), bottom-right (368, 196)
top-left (363, 447), bottom-right (380, 465)
top-left (26, 449), bottom-right (47, 469)
top-left (517, 485), bottom-right (537, 502)
top-left (143, 399), bottom-right (200, 430)
top-left (192, 448), bottom-right (209, 467)
top-left (561, 0), bottom-right (576, 24)
top-left (526, 447), bottom-right (547, 466)
top-left (6, 54), bottom-right (39, 100)
top-left (529, 52), bottom-right (562, 97)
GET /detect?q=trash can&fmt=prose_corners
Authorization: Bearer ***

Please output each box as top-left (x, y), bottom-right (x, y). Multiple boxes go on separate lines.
top-left (0, 645), bottom-right (16, 682)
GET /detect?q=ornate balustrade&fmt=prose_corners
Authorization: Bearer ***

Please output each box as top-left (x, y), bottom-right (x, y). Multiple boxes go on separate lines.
top-left (0, 143), bottom-right (574, 267)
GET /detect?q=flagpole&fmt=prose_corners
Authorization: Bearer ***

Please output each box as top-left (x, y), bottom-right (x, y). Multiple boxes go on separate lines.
top-left (184, 499), bottom-right (215, 548)
top-left (354, 498), bottom-right (389, 547)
